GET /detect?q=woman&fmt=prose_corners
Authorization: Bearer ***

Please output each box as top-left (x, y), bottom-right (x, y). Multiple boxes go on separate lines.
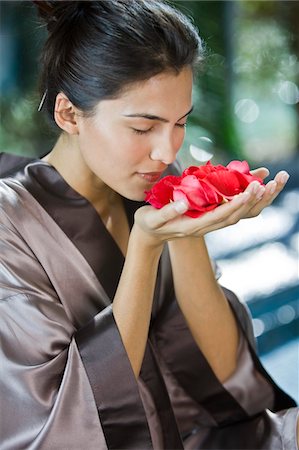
top-left (0, 1), bottom-right (297, 449)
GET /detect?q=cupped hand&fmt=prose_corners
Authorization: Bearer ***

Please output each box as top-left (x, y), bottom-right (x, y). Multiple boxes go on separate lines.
top-left (247, 168), bottom-right (290, 218)
top-left (134, 169), bottom-right (290, 245)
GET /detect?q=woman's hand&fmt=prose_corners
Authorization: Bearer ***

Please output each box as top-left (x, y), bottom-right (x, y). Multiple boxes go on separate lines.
top-left (246, 168), bottom-right (290, 218)
top-left (134, 169), bottom-right (290, 243)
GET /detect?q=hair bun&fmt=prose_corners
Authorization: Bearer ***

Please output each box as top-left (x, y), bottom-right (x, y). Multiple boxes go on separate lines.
top-left (33, 1), bottom-right (58, 31)
top-left (33, 1), bottom-right (86, 32)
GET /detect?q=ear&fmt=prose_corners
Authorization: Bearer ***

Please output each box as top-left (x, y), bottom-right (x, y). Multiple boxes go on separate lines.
top-left (54, 93), bottom-right (79, 134)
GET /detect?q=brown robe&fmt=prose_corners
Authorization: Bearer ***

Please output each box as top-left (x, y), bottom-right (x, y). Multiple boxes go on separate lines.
top-left (0, 153), bottom-right (297, 449)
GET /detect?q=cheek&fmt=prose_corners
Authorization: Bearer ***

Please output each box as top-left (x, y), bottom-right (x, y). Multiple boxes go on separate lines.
top-left (116, 133), bottom-right (151, 164)
top-left (79, 125), bottom-right (113, 157)
top-left (174, 130), bottom-right (186, 152)
top-left (78, 121), bottom-right (150, 168)
top-left (77, 129), bottom-right (109, 173)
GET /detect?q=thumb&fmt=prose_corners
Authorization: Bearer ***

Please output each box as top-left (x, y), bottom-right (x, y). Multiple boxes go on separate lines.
top-left (150, 200), bottom-right (189, 228)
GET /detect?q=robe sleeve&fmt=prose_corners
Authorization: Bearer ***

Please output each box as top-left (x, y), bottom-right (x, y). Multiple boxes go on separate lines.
top-left (0, 219), bottom-right (153, 449)
top-left (149, 253), bottom-right (297, 432)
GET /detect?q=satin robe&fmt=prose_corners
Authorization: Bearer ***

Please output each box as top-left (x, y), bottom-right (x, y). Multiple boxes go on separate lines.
top-left (0, 153), bottom-right (298, 449)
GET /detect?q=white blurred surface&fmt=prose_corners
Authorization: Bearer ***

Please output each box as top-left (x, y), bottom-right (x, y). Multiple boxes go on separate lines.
top-left (205, 192), bottom-right (299, 302)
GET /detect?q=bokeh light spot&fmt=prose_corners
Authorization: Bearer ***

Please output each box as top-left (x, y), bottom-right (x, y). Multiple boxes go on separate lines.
top-left (277, 81), bottom-right (299, 105)
top-left (277, 305), bottom-right (296, 324)
top-left (252, 318), bottom-right (265, 337)
top-left (189, 137), bottom-right (214, 162)
top-left (234, 98), bottom-right (260, 123)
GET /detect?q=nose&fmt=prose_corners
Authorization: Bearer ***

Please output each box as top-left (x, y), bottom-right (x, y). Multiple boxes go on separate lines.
top-left (149, 132), bottom-right (180, 165)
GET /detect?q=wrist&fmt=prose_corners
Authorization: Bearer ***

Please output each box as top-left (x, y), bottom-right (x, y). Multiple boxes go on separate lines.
top-left (168, 234), bottom-right (205, 250)
top-left (130, 224), bottom-right (164, 256)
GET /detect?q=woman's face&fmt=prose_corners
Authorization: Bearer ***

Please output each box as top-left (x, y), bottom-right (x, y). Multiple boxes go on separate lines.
top-left (75, 67), bottom-right (193, 201)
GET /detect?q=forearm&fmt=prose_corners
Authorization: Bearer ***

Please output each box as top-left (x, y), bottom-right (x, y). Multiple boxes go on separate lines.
top-left (168, 236), bottom-right (239, 382)
top-left (113, 225), bottom-right (163, 378)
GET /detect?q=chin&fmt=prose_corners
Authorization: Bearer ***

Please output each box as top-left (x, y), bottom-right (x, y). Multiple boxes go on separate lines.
top-left (121, 188), bottom-right (147, 203)
top-left (127, 193), bottom-right (147, 203)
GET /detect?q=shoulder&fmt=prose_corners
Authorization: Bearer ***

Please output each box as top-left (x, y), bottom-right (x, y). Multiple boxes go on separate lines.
top-left (0, 152), bottom-right (36, 178)
top-left (0, 178), bottom-right (26, 228)
top-left (0, 184), bottom-right (61, 308)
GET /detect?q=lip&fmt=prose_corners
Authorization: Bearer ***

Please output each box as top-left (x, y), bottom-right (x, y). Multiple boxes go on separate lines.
top-left (137, 171), bottom-right (164, 183)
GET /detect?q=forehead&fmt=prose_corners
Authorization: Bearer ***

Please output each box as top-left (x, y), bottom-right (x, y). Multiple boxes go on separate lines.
top-left (123, 67), bottom-right (193, 94)
top-left (96, 68), bottom-right (193, 116)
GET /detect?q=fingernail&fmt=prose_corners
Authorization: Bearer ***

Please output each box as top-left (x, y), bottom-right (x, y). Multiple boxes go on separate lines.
top-left (173, 200), bottom-right (188, 213)
top-left (256, 185), bottom-right (265, 198)
top-left (280, 172), bottom-right (290, 184)
top-left (268, 180), bottom-right (277, 195)
top-left (249, 181), bottom-right (260, 193)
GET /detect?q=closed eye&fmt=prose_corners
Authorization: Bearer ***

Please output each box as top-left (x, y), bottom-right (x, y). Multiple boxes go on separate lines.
top-left (131, 127), bottom-right (153, 135)
top-left (132, 123), bottom-right (187, 135)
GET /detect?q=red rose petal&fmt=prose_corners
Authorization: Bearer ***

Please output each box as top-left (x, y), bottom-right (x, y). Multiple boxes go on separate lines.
top-left (145, 159), bottom-right (264, 216)
top-left (174, 176), bottom-right (222, 209)
top-left (144, 175), bottom-right (181, 208)
top-left (203, 170), bottom-right (246, 198)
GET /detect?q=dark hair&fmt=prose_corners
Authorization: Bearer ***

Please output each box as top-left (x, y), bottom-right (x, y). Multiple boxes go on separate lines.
top-left (34, 0), bottom-right (203, 125)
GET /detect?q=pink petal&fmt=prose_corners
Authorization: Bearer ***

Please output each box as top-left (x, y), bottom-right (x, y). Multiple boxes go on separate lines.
top-left (174, 178), bottom-right (222, 209)
top-left (226, 160), bottom-right (250, 174)
top-left (173, 190), bottom-right (189, 203)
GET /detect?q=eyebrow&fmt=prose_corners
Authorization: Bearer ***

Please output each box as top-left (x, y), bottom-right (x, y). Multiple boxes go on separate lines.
top-left (122, 106), bottom-right (194, 122)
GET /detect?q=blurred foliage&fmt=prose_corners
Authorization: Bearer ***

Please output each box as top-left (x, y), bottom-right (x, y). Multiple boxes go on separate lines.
top-left (232, 1), bottom-right (299, 164)
top-left (171, 1), bottom-right (299, 167)
top-left (234, 21), bottom-right (293, 86)
top-left (0, 1), bottom-right (298, 165)
top-left (172, 1), bottom-right (242, 165)
top-left (0, 93), bottom-right (56, 156)
top-left (0, 1), bottom-right (57, 156)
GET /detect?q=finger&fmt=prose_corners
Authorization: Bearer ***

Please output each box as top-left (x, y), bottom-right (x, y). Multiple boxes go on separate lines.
top-left (170, 183), bottom-right (261, 236)
top-left (169, 192), bottom-right (254, 236)
top-left (274, 170), bottom-right (290, 187)
top-left (250, 167), bottom-right (270, 180)
top-left (252, 171), bottom-right (289, 206)
top-left (245, 171), bottom-right (290, 217)
top-left (266, 171), bottom-right (289, 202)
top-left (245, 180), bottom-right (276, 217)
top-left (246, 180), bottom-right (266, 198)
top-left (193, 190), bottom-right (252, 230)
top-left (147, 200), bottom-right (189, 229)
top-left (223, 183), bottom-right (264, 222)
top-left (232, 180), bottom-right (268, 218)
top-left (239, 181), bottom-right (266, 211)
top-left (200, 181), bottom-right (263, 229)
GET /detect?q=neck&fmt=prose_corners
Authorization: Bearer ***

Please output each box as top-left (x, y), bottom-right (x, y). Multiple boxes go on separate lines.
top-left (43, 134), bottom-right (119, 217)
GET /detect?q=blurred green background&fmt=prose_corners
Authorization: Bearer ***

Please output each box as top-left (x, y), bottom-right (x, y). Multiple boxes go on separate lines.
top-left (1, 0), bottom-right (298, 167)
top-left (175, 0), bottom-right (299, 168)
top-left (0, 1), bottom-right (298, 401)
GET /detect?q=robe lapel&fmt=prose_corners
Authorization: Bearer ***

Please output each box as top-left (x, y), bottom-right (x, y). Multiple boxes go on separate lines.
top-left (1, 177), bottom-right (184, 449)
top-left (17, 161), bottom-right (126, 301)
top-left (141, 342), bottom-right (184, 449)
top-left (1, 179), bottom-right (110, 329)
